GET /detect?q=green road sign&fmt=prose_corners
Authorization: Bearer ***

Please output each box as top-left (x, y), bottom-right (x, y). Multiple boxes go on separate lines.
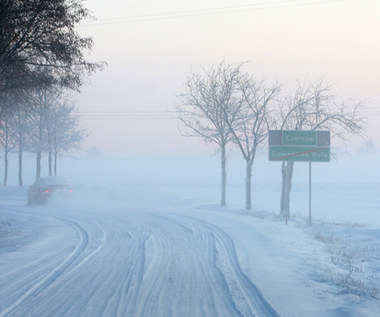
top-left (268, 130), bottom-right (330, 162)
top-left (268, 130), bottom-right (331, 226)
top-left (269, 146), bottom-right (330, 162)
top-left (282, 130), bottom-right (317, 146)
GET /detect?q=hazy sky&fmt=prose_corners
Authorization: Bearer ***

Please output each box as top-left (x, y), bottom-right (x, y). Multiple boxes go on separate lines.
top-left (76, 0), bottom-right (380, 157)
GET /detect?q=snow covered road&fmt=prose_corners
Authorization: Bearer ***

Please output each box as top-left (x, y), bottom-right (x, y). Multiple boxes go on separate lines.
top-left (0, 191), bottom-right (279, 317)
top-left (1, 184), bottom-right (379, 317)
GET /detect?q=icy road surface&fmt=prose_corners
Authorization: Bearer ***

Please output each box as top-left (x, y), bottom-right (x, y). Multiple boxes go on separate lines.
top-left (0, 189), bottom-right (279, 317)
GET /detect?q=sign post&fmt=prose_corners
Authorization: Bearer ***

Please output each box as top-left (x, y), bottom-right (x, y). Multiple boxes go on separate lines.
top-left (269, 130), bottom-right (330, 225)
top-left (309, 161), bottom-right (312, 226)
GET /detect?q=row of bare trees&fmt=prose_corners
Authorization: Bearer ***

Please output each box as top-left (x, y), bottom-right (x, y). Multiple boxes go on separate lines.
top-left (0, 0), bottom-right (102, 187)
top-left (0, 88), bottom-right (86, 186)
top-left (177, 61), bottom-right (366, 215)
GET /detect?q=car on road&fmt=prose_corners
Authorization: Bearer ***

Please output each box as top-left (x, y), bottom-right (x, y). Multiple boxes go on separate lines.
top-left (27, 176), bottom-right (73, 205)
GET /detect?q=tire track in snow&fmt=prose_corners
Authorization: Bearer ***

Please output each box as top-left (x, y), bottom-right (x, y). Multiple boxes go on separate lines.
top-left (1, 204), bottom-right (279, 317)
top-left (118, 215), bottom-right (241, 317)
top-left (100, 228), bottom-right (149, 317)
top-left (210, 225), bottom-right (280, 317)
top-left (0, 219), bottom-right (89, 317)
top-left (131, 214), bottom-right (279, 317)
top-left (39, 215), bottom-right (149, 317)
top-left (62, 221), bottom-right (107, 276)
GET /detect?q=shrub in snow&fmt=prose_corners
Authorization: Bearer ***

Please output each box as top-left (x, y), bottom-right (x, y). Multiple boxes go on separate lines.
top-left (312, 227), bottom-right (378, 299)
top-left (326, 244), bottom-right (378, 298)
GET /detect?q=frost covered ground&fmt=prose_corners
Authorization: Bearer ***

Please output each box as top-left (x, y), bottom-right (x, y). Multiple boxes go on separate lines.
top-left (0, 155), bottom-right (379, 316)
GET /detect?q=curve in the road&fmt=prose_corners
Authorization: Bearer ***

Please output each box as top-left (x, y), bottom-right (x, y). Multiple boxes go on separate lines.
top-left (1, 207), bottom-right (279, 317)
top-left (0, 218), bottom-right (90, 317)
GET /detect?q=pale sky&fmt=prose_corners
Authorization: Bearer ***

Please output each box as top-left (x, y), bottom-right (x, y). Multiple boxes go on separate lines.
top-left (76, 0), bottom-right (380, 157)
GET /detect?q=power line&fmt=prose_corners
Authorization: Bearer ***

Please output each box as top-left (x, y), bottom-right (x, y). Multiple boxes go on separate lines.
top-left (79, 111), bottom-right (177, 120)
top-left (81, 0), bottom-right (346, 26)
top-left (78, 108), bottom-right (380, 121)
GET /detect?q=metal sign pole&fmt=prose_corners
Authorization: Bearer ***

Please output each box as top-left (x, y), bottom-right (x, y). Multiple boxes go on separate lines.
top-left (268, 130), bottom-right (330, 226)
top-left (309, 161), bottom-right (312, 226)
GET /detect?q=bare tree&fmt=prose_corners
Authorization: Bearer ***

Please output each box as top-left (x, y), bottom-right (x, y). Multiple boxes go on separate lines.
top-left (224, 73), bottom-right (280, 210)
top-left (0, 0), bottom-right (104, 94)
top-left (273, 79), bottom-right (367, 219)
top-left (26, 88), bottom-right (87, 178)
top-left (0, 93), bottom-right (16, 186)
top-left (31, 90), bottom-right (57, 177)
top-left (9, 103), bottom-right (31, 186)
top-left (177, 61), bottom-right (242, 206)
top-left (27, 89), bottom-right (57, 180)
top-left (47, 99), bottom-right (87, 176)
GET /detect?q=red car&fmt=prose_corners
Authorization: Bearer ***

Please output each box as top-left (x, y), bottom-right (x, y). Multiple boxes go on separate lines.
top-left (27, 177), bottom-right (73, 205)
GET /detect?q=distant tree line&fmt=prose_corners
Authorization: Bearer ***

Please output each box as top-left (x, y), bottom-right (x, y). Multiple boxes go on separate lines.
top-left (0, 0), bottom-right (104, 186)
top-left (177, 61), bottom-right (367, 216)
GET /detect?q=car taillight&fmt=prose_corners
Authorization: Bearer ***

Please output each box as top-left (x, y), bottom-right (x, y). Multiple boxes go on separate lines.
top-left (69, 189), bottom-right (73, 193)
top-left (44, 189), bottom-right (49, 193)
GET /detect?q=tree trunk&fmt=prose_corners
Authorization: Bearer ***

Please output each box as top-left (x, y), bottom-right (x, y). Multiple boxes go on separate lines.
top-left (280, 161), bottom-right (286, 216)
top-left (48, 150), bottom-right (52, 176)
top-left (221, 143), bottom-right (227, 206)
top-left (36, 151), bottom-right (41, 180)
top-left (245, 162), bottom-right (252, 210)
top-left (3, 148), bottom-right (8, 186)
top-left (54, 151), bottom-right (58, 176)
top-left (18, 149), bottom-right (23, 186)
top-left (284, 161), bottom-right (294, 223)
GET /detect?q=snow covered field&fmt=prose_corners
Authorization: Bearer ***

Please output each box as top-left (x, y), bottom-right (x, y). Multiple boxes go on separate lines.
top-left (0, 155), bottom-right (379, 316)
